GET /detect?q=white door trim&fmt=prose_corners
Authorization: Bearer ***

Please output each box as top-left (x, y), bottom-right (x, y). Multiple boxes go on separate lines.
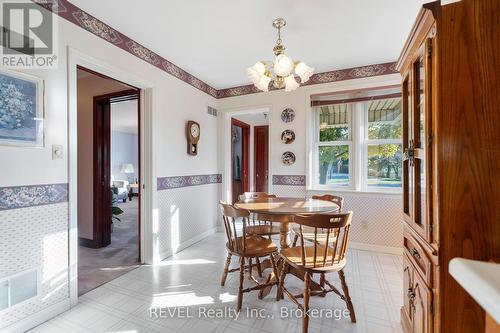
top-left (67, 47), bottom-right (156, 306)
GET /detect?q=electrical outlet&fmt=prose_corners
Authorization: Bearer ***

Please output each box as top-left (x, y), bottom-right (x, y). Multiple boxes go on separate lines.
top-left (361, 220), bottom-right (369, 230)
top-left (52, 145), bottom-right (63, 160)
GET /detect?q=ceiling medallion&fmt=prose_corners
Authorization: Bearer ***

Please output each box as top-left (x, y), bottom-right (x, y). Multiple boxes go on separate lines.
top-left (247, 18), bottom-right (314, 92)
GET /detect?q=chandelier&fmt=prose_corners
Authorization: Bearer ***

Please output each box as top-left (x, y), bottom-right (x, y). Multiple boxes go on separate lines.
top-left (247, 18), bottom-right (314, 92)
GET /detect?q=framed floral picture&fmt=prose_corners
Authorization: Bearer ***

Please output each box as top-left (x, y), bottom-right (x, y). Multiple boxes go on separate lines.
top-left (0, 69), bottom-right (44, 147)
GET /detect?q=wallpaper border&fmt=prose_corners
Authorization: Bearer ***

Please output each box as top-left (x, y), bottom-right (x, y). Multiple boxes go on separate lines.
top-left (0, 183), bottom-right (69, 211)
top-left (272, 175), bottom-right (306, 186)
top-left (31, 1), bottom-right (397, 99)
top-left (157, 174), bottom-right (222, 191)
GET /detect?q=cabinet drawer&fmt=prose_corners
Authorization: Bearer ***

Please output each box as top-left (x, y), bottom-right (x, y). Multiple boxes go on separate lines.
top-left (404, 229), bottom-right (432, 287)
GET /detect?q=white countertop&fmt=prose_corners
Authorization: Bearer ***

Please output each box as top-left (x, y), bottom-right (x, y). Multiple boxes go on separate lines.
top-left (449, 258), bottom-right (500, 324)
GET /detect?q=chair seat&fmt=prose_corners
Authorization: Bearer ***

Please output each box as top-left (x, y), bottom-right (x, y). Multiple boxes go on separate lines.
top-left (227, 235), bottom-right (278, 257)
top-left (246, 224), bottom-right (281, 236)
top-left (280, 246), bottom-right (346, 272)
top-left (292, 226), bottom-right (339, 243)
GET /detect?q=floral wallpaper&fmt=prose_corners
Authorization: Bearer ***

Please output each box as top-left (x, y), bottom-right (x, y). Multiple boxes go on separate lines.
top-left (157, 174), bottom-right (222, 190)
top-left (272, 175), bottom-right (306, 186)
top-left (0, 183), bottom-right (68, 211)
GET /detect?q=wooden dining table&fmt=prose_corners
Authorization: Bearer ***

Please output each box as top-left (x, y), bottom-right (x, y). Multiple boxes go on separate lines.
top-left (235, 196), bottom-right (340, 298)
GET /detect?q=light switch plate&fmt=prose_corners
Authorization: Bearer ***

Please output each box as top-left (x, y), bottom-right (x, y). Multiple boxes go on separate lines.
top-left (52, 145), bottom-right (63, 160)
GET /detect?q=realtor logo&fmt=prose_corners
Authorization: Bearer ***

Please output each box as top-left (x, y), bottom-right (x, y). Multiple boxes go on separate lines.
top-left (1, 0), bottom-right (58, 68)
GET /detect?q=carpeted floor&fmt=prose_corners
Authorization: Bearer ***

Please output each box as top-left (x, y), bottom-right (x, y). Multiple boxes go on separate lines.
top-left (78, 198), bottom-right (140, 295)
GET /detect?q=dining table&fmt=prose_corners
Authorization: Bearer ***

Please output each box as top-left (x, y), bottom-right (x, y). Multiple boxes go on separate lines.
top-left (235, 196), bottom-right (340, 298)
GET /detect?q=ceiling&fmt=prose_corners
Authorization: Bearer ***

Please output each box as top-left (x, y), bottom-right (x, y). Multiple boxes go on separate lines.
top-left (69, 0), bottom-right (427, 89)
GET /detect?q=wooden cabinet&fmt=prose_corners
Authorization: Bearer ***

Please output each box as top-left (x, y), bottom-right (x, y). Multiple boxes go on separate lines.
top-left (398, 1), bottom-right (499, 332)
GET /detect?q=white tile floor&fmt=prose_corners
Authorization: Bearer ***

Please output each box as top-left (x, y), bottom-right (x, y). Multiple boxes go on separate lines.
top-left (30, 233), bottom-right (404, 333)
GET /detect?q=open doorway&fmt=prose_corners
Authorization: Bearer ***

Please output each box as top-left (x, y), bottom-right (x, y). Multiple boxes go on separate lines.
top-left (76, 66), bottom-right (141, 295)
top-left (231, 111), bottom-right (269, 202)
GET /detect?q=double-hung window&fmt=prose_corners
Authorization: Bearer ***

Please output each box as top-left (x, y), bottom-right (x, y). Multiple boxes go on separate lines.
top-left (315, 102), bottom-right (352, 188)
top-left (311, 88), bottom-right (402, 192)
top-left (364, 97), bottom-right (403, 189)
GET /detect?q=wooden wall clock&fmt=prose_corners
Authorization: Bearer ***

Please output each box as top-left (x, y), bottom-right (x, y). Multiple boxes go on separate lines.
top-left (186, 120), bottom-right (200, 155)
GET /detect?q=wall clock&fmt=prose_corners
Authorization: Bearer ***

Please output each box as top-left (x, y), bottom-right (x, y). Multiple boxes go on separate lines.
top-left (186, 120), bottom-right (200, 155)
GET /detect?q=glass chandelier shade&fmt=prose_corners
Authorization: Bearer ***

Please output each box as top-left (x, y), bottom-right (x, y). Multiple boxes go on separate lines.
top-left (274, 54), bottom-right (294, 77)
top-left (246, 18), bottom-right (314, 92)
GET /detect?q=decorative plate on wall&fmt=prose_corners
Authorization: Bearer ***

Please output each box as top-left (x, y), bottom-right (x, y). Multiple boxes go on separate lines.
top-left (281, 151), bottom-right (296, 165)
top-left (281, 108), bottom-right (295, 123)
top-left (281, 129), bottom-right (295, 144)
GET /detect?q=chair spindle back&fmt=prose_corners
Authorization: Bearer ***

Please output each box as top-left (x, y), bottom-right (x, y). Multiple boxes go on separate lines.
top-left (294, 211), bottom-right (353, 268)
top-left (238, 193), bottom-right (277, 227)
top-left (312, 194), bottom-right (344, 211)
top-left (219, 201), bottom-right (250, 253)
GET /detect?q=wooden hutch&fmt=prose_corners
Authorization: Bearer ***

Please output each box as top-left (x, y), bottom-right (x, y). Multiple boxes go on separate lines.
top-left (396, 0), bottom-right (499, 332)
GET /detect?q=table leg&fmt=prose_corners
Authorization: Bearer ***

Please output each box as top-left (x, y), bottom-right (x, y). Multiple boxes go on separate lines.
top-left (279, 222), bottom-right (291, 249)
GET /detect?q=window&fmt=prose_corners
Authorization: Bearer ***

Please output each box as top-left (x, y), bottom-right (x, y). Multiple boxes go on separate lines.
top-left (365, 98), bottom-right (403, 188)
top-left (316, 103), bottom-right (351, 187)
top-left (312, 88), bottom-right (402, 192)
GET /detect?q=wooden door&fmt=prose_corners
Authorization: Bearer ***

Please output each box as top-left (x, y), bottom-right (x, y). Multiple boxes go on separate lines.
top-left (254, 125), bottom-right (269, 192)
top-left (93, 97), bottom-right (112, 247)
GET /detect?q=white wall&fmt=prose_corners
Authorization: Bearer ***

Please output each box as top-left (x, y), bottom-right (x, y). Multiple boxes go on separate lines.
top-left (0, 7), bottom-right (219, 331)
top-left (218, 74), bottom-right (403, 251)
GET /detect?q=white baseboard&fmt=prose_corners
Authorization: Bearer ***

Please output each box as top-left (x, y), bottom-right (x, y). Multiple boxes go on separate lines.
top-left (349, 242), bottom-right (403, 255)
top-left (1, 299), bottom-right (70, 333)
top-left (157, 227), bottom-right (217, 262)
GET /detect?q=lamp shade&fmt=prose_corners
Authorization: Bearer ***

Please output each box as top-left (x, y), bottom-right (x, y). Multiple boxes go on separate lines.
top-left (256, 75), bottom-right (271, 92)
top-left (294, 62), bottom-right (314, 83)
top-left (246, 67), bottom-right (260, 84)
top-left (274, 54), bottom-right (294, 77)
top-left (120, 163), bottom-right (135, 174)
top-left (284, 74), bottom-right (300, 92)
top-left (251, 61), bottom-right (266, 76)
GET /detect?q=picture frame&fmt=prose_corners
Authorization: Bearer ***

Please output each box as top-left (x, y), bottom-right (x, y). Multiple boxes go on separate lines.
top-left (0, 68), bottom-right (44, 147)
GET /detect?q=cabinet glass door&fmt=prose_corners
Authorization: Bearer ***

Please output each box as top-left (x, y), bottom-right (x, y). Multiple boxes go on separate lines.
top-left (411, 40), bottom-right (433, 241)
top-left (402, 76), bottom-right (413, 223)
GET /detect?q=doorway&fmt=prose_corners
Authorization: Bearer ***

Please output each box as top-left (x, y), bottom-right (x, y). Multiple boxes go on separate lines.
top-left (231, 111), bottom-right (270, 202)
top-left (231, 118), bottom-right (250, 203)
top-left (76, 66), bottom-right (141, 295)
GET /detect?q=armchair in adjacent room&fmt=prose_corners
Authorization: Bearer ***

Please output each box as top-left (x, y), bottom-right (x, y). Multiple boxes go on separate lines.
top-left (111, 180), bottom-right (129, 202)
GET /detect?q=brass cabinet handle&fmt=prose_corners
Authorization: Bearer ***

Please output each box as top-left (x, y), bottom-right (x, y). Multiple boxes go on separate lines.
top-left (410, 248), bottom-right (421, 260)
top-left (407, 287), bottom-right (416, 302)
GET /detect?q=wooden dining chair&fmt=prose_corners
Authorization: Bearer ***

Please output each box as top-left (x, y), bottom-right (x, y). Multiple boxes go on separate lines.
top-left (291, 194), bottom-right (344, 247)
top-left (219, 202), bottom-right (280, 312)
top-left (240, 193), bottom-right (281, 238)
top-left (238, 192), bottom-right (282, 276)
top-left (278, 211), bottom-right (356, 333)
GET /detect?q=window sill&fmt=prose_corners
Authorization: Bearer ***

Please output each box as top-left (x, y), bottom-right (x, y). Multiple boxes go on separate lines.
top-left (307, 188), bottom-right (402, 197)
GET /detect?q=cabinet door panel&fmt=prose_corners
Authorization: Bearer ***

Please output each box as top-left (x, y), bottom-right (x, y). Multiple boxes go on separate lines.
top-left (412, 270), bottom-right (432, 333)
top-left (407, 39), bottom-right (434, 242)
top-left (402, 76), bottom-right (414, 223)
